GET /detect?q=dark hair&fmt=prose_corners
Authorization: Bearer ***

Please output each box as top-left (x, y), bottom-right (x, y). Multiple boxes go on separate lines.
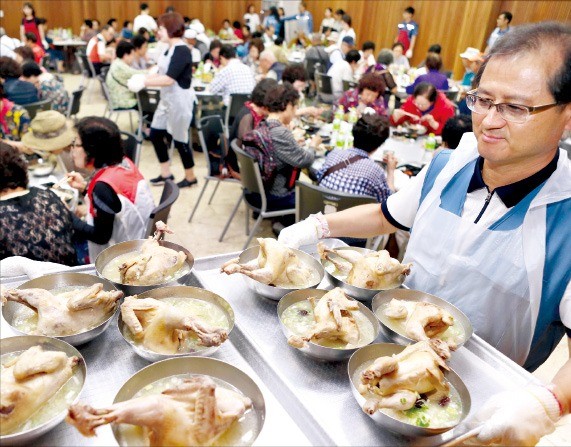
top-left (428, 44), bottom-right (442, 54)
top-left (165, 6), bottom-right (175, 13)
top-left (21, 61), bottom-right (42, 77)
top-left (183, 16), bottom-right (191, 24)
top-left (413, 82), bottom-right (437, 102)
top-left (392, 42), bottom-right (404, 51)
top-left (274, 36), bottom-right (284, 46)
top-left (75, 117), bottom-right (124, 168)
top-left (22, 2), bottom-right (35, 17)
top-left (269, 6), bottom-right (279, 19)
top-left (358, 73), bottom-right (386, 95)
top-left (116, 40), bottom-right (135, 58)
top-left (209, 39), bottom-right (223, 51)
top-left (24, 32), bottom-right (37, 43)
top-left (325, 7), bottom-right (333, 13)
top-left (222, 18), bottom-right (230, 24)
top-left (442, 115), bottom-right (472, 149)
top-left (282, 63), bottom-right (307, 84)
top-left (123, 20), bottom-right (131, 28)
top-left (263, 82), bottom-right (300, 112)
top-left (342, 14), bottom-right (352, 27)
top-left (346, 50), bottom-right (361, 64)
top-left (14, 46), bottom-right (35, 62)
top-left (84, 19), bottom-right (93, 28)
top-left (37, 17), bottom-right (46, 25)
top-left (249, 37), bottom-right (264, 55)
top-left (404, 6), bottom-right (415, 15)
top-left (425, 53), bottom-right (442, 71)
top-left (362, 41), bottom-right (375, 52)
top-left (252, 78), bottom-right (278, 106)
top-left (233, 21), bottom-right (241, 29)
top-left (475, 22), bottom-right (571, 105)
top-left (107, 18), bottom-right (117, 27)
top-left (140, 3), bottom-right (149, 11)
top-left (501, 11), bottom-right (513, 23)
top-left (335, 9), bottom-right (345, 16)
top-left (252, 31), bottom-right (263, 39)
top-left (377, 49), bottom-right (394, 66)
top-left (138, 27), bottom-right (149, 36)
top-left (132, 34), bottom-right (147, 49)
top-left (352, 115), bottom-right (390, 152)
top-left (0, 142), bottom-right (28, 191)
top-left (0, 57), bottom-right (23, 79)
top-left (158, 12), bottom-right (185, 38)
top-left (219, 44), bottom-right (236, 59)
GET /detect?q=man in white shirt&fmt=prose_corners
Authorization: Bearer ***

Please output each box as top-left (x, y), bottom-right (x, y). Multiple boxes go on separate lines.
top-left (133, 3), bottom-right (157, 33)
top-left (484, 11), bottom-right (513, 54)
top-left (327, 49), bottom-right (360, 99)
top-left (329, 35), bottom-right (353, 67)
top-left (209, 44), bottom-right (256, 106)
top-left (86, 25), bottom-right (114, 74)
top-left (183, 29), bottom-right (201, 64)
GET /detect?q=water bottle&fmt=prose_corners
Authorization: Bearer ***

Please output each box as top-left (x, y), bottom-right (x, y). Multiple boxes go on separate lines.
top-left (345, 134), bottom-right (354, 150)
top-left (332, 118), bottom-right (341, 132)
top-left (425, 133), bottom-right (437, 151)
top-left (196, 61), bottom-right (204, 77)
top-left (336, 130), bottom-right (345, 149)
top-left (348, 107), bottom-right (358, 124)
top-left (334, 105), bottom-right (344, 121)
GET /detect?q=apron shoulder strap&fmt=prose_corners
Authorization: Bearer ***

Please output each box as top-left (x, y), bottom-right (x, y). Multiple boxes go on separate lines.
top-left (419, 149), bottom-right (453, 208)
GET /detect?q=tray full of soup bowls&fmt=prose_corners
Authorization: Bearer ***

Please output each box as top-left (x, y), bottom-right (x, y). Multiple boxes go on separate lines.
top-left (117, 285), bottom-right (234, 362)
top-left (95, 222), bottom-right (194, 296)
top-left (65, 356), bottom-right (265, 447)
top-left (0, 335), bottom-right (86, 445)
top-left (1, 272), bottom-right (123, 346)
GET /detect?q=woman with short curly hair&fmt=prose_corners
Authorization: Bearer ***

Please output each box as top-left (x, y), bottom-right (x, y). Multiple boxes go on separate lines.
top-left (338, 72), bottom-right (388, 117)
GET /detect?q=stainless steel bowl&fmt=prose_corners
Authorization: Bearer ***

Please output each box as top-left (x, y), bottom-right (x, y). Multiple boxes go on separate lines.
top-left (95, 239), bottom-right (195, 296)
top-left (372, 289), bottom-right (473, 348)
top-left (277, 288), bottom-right (380, 361)
top-left (320, 246), bottom-right (407, 302)
top-left (348, 343), bottom-right (471, 437)
top-left (0, 335), bottom-right (87, 445)
top-left (111, 357), bottom-right (265, 446)
top-left (237, 245), bottom-right (324, 301)
top-left (117, 286), bottom-right (235, 362)
top-left (2, 273), bottom-right (120, 346)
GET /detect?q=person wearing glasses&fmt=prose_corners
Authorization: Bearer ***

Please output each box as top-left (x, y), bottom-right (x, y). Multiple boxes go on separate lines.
top-left (279, 22), bottom-right (571, 446)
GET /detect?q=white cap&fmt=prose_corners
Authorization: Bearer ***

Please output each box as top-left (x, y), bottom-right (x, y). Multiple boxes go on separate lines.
top-left (190, 22), bottom-right (205, 34)
top-left (184, 28), bottom-right (197, 39)
top-left (459, 47), bottom-right (483, 61)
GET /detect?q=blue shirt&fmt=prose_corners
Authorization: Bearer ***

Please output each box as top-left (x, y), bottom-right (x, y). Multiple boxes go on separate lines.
top-left (3, 78), bottom-right (39, 105)
top-left (397, 20), bottom-right (419, 39)
top-left (283, 11), bottom-right (313, 34)
top-left (406, 70), bottom-right (449, 94)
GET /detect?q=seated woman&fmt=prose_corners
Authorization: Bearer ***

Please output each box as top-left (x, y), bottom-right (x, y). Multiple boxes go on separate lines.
top-left (0, 83), bottom-right (31, 144)
top-left (67, 117), bottom-right (155, 261)
top-left (0, 141), bottom-right (77, 265)
top-left (365, 49), bottom-right (398, 95)
top-left (131, 34), bottom-right (150, 70)
top-left (0, 56), bottom-right (39, 105)
top-left (282, 63), bottom-right (322, 118)
top-left (406, 53), bottom-right (449, 94)
top-left (21, 61), bottom-right (70, 114)
top-left (241, 37), bottom-right (264, 75)
top-left (202, 39), bottom-right (222, 68)
top-left (106, 40), bottom-right (146, 110)
top-left (390, 82), bottom-right (455, 135)
top-left (338, 72), bottom-right (388, 117)
top-left (318, 114), bottom-right (396, 202)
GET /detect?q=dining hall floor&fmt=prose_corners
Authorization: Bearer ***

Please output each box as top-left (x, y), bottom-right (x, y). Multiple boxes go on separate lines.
top-left (63, 73), bottom-right (570, 443)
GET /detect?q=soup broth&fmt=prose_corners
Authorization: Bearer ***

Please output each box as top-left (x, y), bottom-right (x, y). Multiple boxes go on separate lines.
top-left (116, 374), bottom-right (259, 447)
top-left (102, 251), bottom-right (190, 285)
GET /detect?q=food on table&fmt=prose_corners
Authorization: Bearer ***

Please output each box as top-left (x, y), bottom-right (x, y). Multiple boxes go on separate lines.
top-left (318, 243), bottom-right (412, 289)
top-left (2, 284), bottom-right (123, 336)
top-left (221, 238), bottom-right (317, 288)
top-left (285, 288), bottom-right (375, 349)
top-left (384, 299), bottom-right (457, 346)
top-left (357, 340), bottom-right (462, 428)
top-left (121, 296), bottom-right (229, 354)
top-left (113, 221), bottom-right (187, 286)
top-left (1, 346), bottom-right (80, 435)
top-left (67, 375), bottom-right (253, 447)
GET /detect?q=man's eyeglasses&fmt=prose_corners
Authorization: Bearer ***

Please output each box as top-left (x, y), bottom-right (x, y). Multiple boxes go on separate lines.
top-left (465, 90), bottom-right (560, 123)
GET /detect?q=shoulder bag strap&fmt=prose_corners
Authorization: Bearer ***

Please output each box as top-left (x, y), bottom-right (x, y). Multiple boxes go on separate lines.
top-left (321, 154), bottom-right (368, 180)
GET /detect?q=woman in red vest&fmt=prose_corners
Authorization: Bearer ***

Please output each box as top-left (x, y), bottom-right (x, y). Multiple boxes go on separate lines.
top-left (67, 117), bottom-right (155, 261)
top-left (20, 2), bottom-right (44, 47)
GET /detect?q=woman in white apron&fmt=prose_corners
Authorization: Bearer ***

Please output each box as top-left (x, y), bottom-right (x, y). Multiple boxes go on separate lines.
top-left (142, 12), bottom-right (197, 188)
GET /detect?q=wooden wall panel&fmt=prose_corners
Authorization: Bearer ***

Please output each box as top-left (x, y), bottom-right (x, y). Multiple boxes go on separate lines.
top-left (1, 0), bottom-right (569, 78)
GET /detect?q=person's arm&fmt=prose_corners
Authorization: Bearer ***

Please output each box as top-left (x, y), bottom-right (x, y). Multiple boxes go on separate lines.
top-left (327, 204), bottom-right (397, 238)
top-left (552, 350), bottom-right (571, 414)
top-left (20, 24), bottom-right (25, 42)
top-left (383, 152), bottom-right (398, 192)
top-left (271, 126), bottom-right (315, 168)
top-left (38, 23), bottom-right (46, 45)
top-left (408, 35), bottom-right (417, 56)
top-left (208, 68), bottom-right (227, 95)
top-left (144, 74), bottom-right (174, 87)
top-left (97, 40), bottom-right (111, 62)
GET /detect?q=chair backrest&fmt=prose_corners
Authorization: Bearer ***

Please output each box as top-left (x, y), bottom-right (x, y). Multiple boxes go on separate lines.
top-left (198, 115), bottom-right (226, 175)
top-left (295, 181), bottom-right (377, 222)
top-left (67, 87), bottom-right (85, 119)
top-left (146, 179), bottom-right (179, 237)
top-left (97, 74), bottom-right (117, 109)
top-left (120, 131), bottom-right (141, 166)
top-left (76, 51), bottom-right (96, 78)
top-left (225, 93), bottom-right (251, 131)
top-left (231, 138), bottom-right (265, 197)
top-left (342, 79), bottom-right (357, 92)
top-left (444, 90), bottom-right (459, 102)
top-left (22, 98), bottom-right (53, 119)
top-left (137, 89), bottom-right (161, 115)
top-left (315, 72), bottom-right (334, 104)
top-left (197, 94), bottom-right (224, 120)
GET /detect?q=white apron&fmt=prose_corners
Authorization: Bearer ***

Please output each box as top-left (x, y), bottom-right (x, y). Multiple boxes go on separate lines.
top-left (151, 41), bottom-right (196, 143)
top-left (402, 142), bottom-right (568, 365)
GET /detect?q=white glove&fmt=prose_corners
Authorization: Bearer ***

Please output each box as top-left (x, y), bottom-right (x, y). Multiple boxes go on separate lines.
top-left (278, 214), bottom-right (328, 249)
top-left (42, 39), bottom-right (49, 50)
top-left (405, 49), bottom-right (413, 59)
top-left (470, 385), bottom-right (561, 446)
top-left (127, 74), bottom-right (147, 92)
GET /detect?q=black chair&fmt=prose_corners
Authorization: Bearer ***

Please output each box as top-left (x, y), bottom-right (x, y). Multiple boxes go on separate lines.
top-left (22, 98), bottom-right (53, 119)
top-left (145, 179), bottom-right (180, 237)
top-left (342, 79), bottom-right (357, 92)
top-left (66, 87), bottom-right (85, 121)
top-left (75, 51), bottom-right (96, 89)
top-left (120, 131), bottom-right (142, 166)
top-left (196, 94), bottom-right (225, 121)
top-left (224, 93), bottom-right (251, 136)
top-left (188, 116), bottom-right (240, 222)
top-left (315, 71), bottom-right (334, 105)
top-left (137, 89), bottom-right (160, 127)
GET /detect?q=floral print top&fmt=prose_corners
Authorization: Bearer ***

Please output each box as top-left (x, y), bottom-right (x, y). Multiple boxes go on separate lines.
top-left (0, 99), bottom-right (31, 141)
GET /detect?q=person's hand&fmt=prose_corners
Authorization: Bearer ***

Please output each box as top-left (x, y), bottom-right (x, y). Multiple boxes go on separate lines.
top-left (383, 153), bottom-right (398, 171)
top-left (66, 171), bottom-right (87, 193)
top-left (128, 74), bottom-right (147, 92)
top-left (405, 49), bottom-right (413, 59)
top-left (305, 106), bottom-right (323, 118)
top-left (278, 214), bottom-right (327, 248)
top-left (310, 134), bottom-right (322, 147)
top-left (469, 385), bottom-right (561, 446)
top-left (74, 204), bottom-right (88, 218)
top-left (392, 109), bottom-right (407, 121)
top-left (420, 114), bottom-right (438, 130)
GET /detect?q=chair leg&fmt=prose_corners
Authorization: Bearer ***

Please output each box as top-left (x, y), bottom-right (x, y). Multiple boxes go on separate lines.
top-left (219, 193), bottom-right (243, 242)
top-left (243, 214), bottom-right (263, 250)
top-left (245, 200), bottom-right (250, 235)
top-left (188, 179), bottom-right (210, 222)
top-left (129, 113), bottom-right (134, 133)
top-left (207, 181), bottom-right (221, 205)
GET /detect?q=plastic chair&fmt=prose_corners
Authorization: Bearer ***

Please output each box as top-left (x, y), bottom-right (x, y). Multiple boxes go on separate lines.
top-left (315, 71), bottom-right (334, 105)
top-left (342, 79), bottom-right (357, 92)
top-left (137, 89), bottom-right (160, 127)
top-left (145, 179), bottom-right (180, 237)
top-left (219, 139), bottom-right (295, 249)
top-left (22, 98), bottom-right (53, 119)
top-left (66, 87), bottom-right (85, 122)
top-left (98, 74), bottom-right (142, 136)
top-left (224, 93), bottom-right (251, 136)
top-left (196, 94), bottom-right (225, 121)
top-left (120, 131), bottom-right (142, 166)
top-left (188, 116), bottom-right (240, 222)
top-left (75, 51), bottom-right (96, 89)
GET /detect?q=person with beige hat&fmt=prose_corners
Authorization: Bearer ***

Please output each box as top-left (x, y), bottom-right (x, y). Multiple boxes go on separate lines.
top-left (459, 47), bottom-right (484, 88)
